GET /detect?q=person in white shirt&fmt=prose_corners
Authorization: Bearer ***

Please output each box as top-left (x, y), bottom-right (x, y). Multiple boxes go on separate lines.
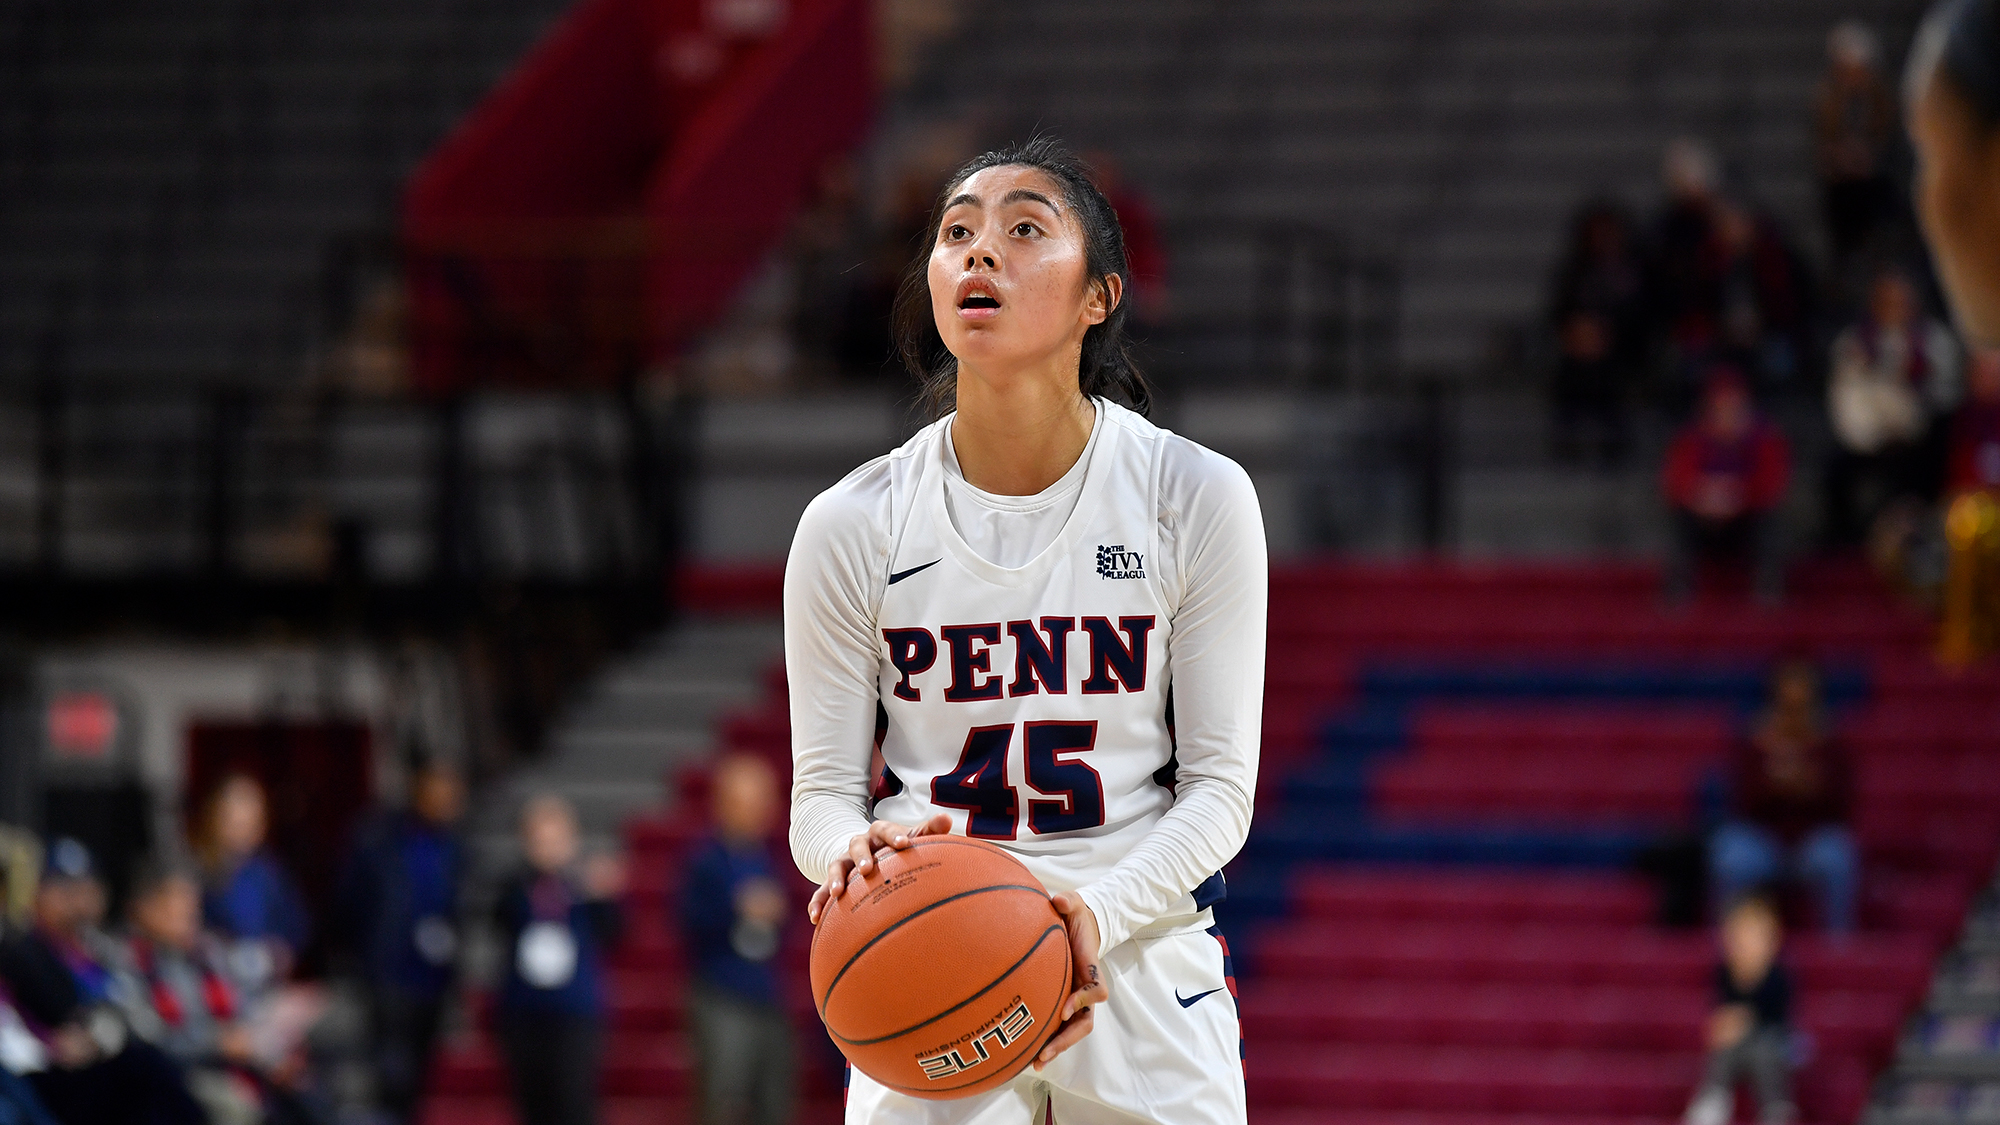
top-left (1826, 265), bottom-right (1962, 545)
top-left (785, 137), bottom-right (1266, 1125)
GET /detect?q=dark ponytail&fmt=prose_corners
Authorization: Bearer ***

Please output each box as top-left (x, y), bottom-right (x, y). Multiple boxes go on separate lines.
top-left (891, 136), bottom-right (1152, 418)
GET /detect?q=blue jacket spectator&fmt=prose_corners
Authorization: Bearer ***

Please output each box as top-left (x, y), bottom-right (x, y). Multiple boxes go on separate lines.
top-left (336, 755), bottom-right (466, 1123)
top-left (681, 754), bottom-right (794, 1125)
top-left (682, 837), bottom-right (782, 1006)
top-left (493, 869), bottom-right (620, 1016)
top-left (493, 794), bottom-right (623, 1125)
top-left (198, 776), bottom-right (311, 966)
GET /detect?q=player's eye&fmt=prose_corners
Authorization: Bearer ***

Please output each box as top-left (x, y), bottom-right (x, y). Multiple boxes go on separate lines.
top-left (1012, 222), bottom-right (1037, 237)
top-left (942, 223), bottom-right (969, 241)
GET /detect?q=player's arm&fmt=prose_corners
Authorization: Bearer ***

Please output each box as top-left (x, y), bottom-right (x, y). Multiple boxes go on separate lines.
top-left (1036, 448), bottom-right (1266, 1068)
top-left (1074, 447), bottom-right (1268, 953)
top-left (784, 473), bottom-right (950, 923)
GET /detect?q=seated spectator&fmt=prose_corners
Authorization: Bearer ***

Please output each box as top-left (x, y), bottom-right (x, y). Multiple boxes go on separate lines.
top-left (1651, 140), bottom-right (1812, 398)
top-left (1086, 150), bottom-right (1169, 326)
top-left (1654, 138), bottom-right (1725, 354)
top-left (1940, 348), bottom-right (2000, 664)
top-left (0, 980), bottom-right (59, 1125)
top-left (335, 753), bottom-right (464, 1124)
top-left (1549, 200), bottom-right (1649, 466)
top-left (1712, 660), bottom-right (1858, 932)
top-left (1826, 266), bottom-right (1963, 546)
top-left (1663, 372), bottom-right (1793, 602)
top-left (1697, 198), bottom-right (1812, 395)
top-left (493, 795), bottom-right (622, 1125)
top-left (0, 1066), bottom-right (58, 1125)
top-left (1816, 21), bottom-right (1898, 277)
top-left (0, 839), bottom-right (204, 1125)
top-left (116, 857), bottom-right (312, 1125)
top-left (1682, 893), bottom-right (1796, 1125)
top-left (198, 775), bottom-right (311, 982)
top-left (1946, 346), bottom-right (2000, 494)
top-left (683, 755), bottom-right (792, 1125)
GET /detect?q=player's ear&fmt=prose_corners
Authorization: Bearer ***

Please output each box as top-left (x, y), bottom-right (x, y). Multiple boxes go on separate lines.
top-left (1084, 273), bottom-right (1120, 326)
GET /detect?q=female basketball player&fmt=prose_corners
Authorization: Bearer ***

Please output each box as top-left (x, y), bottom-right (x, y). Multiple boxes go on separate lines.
top-left (787, 137), bottom-right (1266, 1125)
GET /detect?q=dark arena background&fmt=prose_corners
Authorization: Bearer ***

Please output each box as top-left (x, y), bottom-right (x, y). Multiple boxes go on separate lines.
top-left (0, 2), bottom-right (1997, 1124)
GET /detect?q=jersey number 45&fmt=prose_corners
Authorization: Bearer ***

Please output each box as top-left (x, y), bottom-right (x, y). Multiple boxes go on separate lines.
top-left (931, 721), bottom-right (1104, 839)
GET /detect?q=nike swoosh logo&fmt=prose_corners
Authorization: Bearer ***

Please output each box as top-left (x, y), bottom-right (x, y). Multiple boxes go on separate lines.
top-left (888, 560), bottom-right (941, 585)
top-left (1175, 988), bottom-right (1224, 1009)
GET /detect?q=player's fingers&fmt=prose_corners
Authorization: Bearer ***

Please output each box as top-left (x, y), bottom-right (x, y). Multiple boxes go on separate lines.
top-left (909, 812), bottom-right (952, 838)
top-left (821, 859), bottom-right (853, 909)
top-left (849, 830), bottom-right (888, 874)
top-left (1032, 1006), bottom-right (1094, 1069)
top-left (1061, 964), bottom-right (1109, 1020)
top-left (866, 818), bottom-right (921, 853)
top-left (807, 884), bottom-right (831, 925)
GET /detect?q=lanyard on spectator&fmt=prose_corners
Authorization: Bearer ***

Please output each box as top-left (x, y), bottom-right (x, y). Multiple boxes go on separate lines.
top-left (130, 939), bottom-right (236, 1027)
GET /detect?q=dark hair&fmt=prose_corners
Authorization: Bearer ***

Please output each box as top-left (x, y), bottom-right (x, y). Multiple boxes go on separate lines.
top-left (127, 854), bottom-right (197, 906)
top-left (891, 136), bottom-right (1151, 417)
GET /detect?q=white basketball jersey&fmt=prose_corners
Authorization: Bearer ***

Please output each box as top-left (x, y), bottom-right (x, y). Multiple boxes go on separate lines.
top-left (868, 401), bottom-right (1188, 908)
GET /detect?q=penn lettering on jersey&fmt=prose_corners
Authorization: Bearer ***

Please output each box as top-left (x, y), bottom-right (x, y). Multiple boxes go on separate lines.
top-left (883, 617), bottom-right (1154, 702)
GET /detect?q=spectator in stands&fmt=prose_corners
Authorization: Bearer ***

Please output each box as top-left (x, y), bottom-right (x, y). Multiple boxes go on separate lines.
top-left (0, 856), bottom-right (62, 1125)
top-left (1939, 348), bottom-right (2000, 664)
top-left (1712, 659), bottom-right (1858, 932)
top-left (683, 755), bottom-right (792, 1125)
top-left (1699, 198), bottom-right (1812, 395)
top-left (1682, 893), bottom-right (1796, 1125)
top-left (1086, 151), bottom-right (1169, 326)
top-left (1662, 370), bottom-right (1793, 602)
top-left (1548, 199), bottom-right (1650, 466)
top-left (1654, 138), bottom-right (1725, 368)
top-left (792, 155), bottom-right (871, 384)
top-left (336, 753), bottom-right (464, 1124)
top-left (1825, 265), bottom-right (1963, 546)
top-left (493, 794), bottom-right (623, 1125)
top-left (1946, 346), bottom-right (2000, 493)
top-left (0, 838), bottom-right (205, 1125)
top-left (0, 1055), bottom-right (58, 1125)
top-left (115, 856), bottom-right (313, 1125)
top-left (1652, 140), bottom-right (1813, 398)
top-left (197, 775), bottom-right (310, 981)
top-left (1817, 21), bottom-right (1899, 277)
top-left (832, 169), bottom-right (936, 383)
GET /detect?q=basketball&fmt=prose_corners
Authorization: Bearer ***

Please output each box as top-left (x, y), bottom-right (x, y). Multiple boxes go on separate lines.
top-left (810, 836), bottom-right (1073, 1100)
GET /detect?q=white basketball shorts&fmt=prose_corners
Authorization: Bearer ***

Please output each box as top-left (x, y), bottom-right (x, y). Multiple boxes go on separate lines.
top-left (842, 924), bottom-right (1246, 1125)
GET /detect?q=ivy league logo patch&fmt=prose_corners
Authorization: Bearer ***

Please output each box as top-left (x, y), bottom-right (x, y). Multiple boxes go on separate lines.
top-left (1095, 544), bottom-right (1145, 579)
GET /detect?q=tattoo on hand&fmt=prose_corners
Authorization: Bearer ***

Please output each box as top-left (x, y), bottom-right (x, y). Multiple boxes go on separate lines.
top-left (1087, 965), bottom-right (1100, 984)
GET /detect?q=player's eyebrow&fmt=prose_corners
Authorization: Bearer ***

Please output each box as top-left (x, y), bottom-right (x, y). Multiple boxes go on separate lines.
top-left (942, 189), bottom-right (1060, 212)
top-left (1000, 188), bottom-right (1058, 211)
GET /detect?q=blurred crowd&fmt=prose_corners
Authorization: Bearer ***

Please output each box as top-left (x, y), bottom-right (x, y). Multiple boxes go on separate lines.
top-left (1541, 21), bottom-right (2000, 649)
top-left (0, 764), bottom-right (460, 1125)
top-left (0, 745), bottom-right (799, 1125)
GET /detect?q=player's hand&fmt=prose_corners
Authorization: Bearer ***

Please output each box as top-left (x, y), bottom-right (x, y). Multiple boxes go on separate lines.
top-left (1035, 892), bottom-right (1107, 1069)
top-left (808, 813), bottom-right (951, 925)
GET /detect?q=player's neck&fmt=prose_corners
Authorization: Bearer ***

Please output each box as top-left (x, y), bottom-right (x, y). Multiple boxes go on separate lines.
top-left (949, 373), bottom-right (1094, 497)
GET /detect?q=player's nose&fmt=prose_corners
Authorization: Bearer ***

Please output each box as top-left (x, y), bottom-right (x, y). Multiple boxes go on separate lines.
top-left (963, 228), bottom-right (1000, 271)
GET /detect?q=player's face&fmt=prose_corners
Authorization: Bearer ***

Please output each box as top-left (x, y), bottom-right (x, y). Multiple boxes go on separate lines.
top-left (927, 165), bottom-right (1112, 383)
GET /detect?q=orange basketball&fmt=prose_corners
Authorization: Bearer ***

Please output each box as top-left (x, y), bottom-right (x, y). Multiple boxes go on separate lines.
top-left (809, 835), bottom-right (1072, 1100)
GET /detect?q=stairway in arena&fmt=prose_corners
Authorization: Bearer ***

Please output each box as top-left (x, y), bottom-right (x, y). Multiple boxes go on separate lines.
top-left (0, 0), bottom-right (568, 382)
top-left (882, 0), bottom-right (1927, 376)
top-left (422, 560), bottom-right (1997, 1125)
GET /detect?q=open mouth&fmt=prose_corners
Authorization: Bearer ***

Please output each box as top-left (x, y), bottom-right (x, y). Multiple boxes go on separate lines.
top-left (956, 278), bottom-right (1002, 311)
